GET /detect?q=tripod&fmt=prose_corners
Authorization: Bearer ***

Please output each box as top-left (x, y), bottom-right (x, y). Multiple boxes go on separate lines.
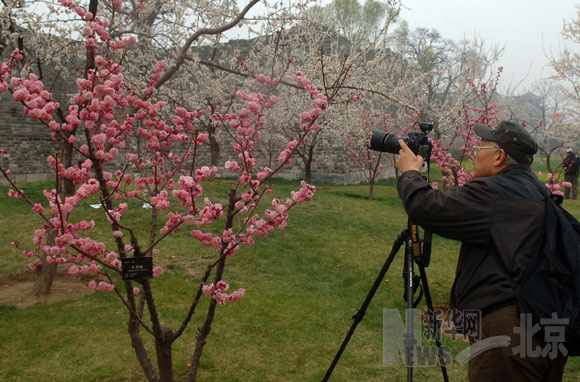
top-left (321, 219), bottom-right (449, 382)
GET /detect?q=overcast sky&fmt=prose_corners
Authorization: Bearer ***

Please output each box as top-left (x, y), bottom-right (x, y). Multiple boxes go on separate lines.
top-left (398, 0), bottom-right (580, 92)
top-left (235, 0), bottom-right (579, 92)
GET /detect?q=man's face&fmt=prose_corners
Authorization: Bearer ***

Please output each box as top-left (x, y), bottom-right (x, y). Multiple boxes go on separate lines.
top-left (473, 139), bottom-right (500, 178)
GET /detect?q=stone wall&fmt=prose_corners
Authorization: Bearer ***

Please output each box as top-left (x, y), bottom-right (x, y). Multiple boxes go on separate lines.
top-left (0, 55), bottom-right (73, 184)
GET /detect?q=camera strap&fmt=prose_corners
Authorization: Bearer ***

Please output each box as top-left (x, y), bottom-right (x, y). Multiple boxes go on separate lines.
top-left (402, 273), bottom-right (423, 308)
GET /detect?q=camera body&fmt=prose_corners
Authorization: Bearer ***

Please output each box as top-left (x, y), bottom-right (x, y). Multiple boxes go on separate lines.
top-left (369, 122), bottom-right (433, 159)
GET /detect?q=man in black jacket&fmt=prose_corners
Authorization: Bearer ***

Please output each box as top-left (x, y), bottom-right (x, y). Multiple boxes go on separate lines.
top-left (396, 120), bottom-right (566, 381)
top-left (563, 149), bottom-right (579, 200)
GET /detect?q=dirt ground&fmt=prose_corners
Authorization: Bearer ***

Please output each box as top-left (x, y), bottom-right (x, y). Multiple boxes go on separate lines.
top-left (0, 270), bottom-right (91, 308)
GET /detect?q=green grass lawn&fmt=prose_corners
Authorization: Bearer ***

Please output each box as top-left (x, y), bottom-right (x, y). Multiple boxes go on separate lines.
top-left (1, 176), bottom-right (579, 382)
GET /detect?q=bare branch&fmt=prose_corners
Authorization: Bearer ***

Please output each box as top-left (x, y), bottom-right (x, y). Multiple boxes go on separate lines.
top-left (155, 0), bottom-right (261, 89)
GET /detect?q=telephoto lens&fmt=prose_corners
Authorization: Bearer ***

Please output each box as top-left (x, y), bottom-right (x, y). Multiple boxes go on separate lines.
top-left (369, 131), bottom-right (403, 153)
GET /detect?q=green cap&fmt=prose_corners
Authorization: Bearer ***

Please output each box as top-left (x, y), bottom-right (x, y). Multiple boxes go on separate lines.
top-left (473, 121), bottom-right (537, 165)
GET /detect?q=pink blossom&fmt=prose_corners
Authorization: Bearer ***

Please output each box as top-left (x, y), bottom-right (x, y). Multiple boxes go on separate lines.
top-left (202, 284), bottom-right (215, 295)
top-left (299, 111), bottom-right (313, 122)
top-left (196, 133), bottom-right (209, 144)
top-left (257, 167), bottom-right (272, 181)
top-left (247, 101), bottom-right (260, 114)
top-left (96, 281), bottom-right (115, 292)
top-left (227, 288), bottom-right (246, 303)
top-left (216, 280), bottom-right (229, 292)
top-left (112, 36), bottom-right (137, 50)
top-left (32, 203), bottom-right (44, 213)
top-left (13, 88), bottom-right (28, 102)
top-left (153, 266), bottom-right (164, 277)
top-left (112, 0), bottom-right (122, 11)
top-left (291, 181), bottom-right (316, 203)
top-left (92, 133), bottom-right (107, 145)
top-left (81, 26), bottom-right (93, 37)
top-left (86, 280), bottom-right (97, 290)
top-left (225, 160), bottom-right (240, 171)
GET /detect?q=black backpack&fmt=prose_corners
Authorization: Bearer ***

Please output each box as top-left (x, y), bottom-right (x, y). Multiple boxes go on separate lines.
top-left (493, 186), bottom-right (580, 356)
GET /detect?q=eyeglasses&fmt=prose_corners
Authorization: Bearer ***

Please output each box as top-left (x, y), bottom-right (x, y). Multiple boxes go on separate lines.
top-left (472, 145), bottom-right (500, 156)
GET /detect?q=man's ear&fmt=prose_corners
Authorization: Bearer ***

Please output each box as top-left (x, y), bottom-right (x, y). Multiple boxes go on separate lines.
top-left (493, 148), bottom-right (507, 167)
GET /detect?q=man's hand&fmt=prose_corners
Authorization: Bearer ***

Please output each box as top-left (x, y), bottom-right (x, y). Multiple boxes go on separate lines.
top-left (396, 140), bottom-right (424, 174)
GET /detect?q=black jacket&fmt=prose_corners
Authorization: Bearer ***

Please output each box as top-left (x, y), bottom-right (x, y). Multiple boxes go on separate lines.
top-left (397, 165), bottom-right (546, 315)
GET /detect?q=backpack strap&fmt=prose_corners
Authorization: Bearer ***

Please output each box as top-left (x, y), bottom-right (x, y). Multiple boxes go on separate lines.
top-left (542, 246), bottom-right (574, 284)
top-left (541, 195), bottom-right (575, 284)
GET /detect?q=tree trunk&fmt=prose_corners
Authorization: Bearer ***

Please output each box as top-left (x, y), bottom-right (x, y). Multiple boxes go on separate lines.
top-left (156, 327), bottom-right (174, 382)
top-left (33, 262), bottom-right (58, 295)
top-left (392, 154), bottom-right (399, 182)
top-left (304, 157), bottom-right (312, 183)
top-left (33, 230), bottom-right (58, 295)
top-left (59, 132), bottom-right (77, 196)
top-left (303, 144), bottom-right (315, 183)
top-left (188, 298), bottom-right (218, 382)
top-left (207, 125), bottom-right (220, 168)
top-left (126, 286), bottom-right (159, 382)
top-left (369, 179), bottom-right (374, 201)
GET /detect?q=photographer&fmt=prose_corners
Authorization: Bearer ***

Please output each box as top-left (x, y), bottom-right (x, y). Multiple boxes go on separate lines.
top-left (395, 121), bottom-right (566, 381)
top-left (562, 148), bottom-right (579, 200)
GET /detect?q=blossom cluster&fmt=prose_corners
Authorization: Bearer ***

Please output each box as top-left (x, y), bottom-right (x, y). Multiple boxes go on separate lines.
top-left (202, 280), bottom-right (246, 305)
top-left (294, 71), bottom-right (327, 132)
top-left (543, 171), bottom-right (570, 196)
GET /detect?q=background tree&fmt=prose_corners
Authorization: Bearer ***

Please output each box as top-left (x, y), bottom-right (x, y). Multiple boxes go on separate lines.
top-left (342, 107), bottom-right (394, 200)
top-left (550, 4), bottom-right (580, 124)
top-left (503, 80), bottom-right (576, 173)
top-left (387, 23), bottom-right (503, 138)
top-left (306, 0), bottom-right (394, 50)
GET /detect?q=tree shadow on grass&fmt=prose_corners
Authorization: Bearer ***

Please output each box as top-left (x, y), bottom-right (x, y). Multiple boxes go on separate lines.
top-left (328, 191), bottom-right (400, 206)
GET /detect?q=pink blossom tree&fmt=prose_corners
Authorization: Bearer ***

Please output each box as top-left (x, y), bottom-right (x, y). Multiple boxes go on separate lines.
top-left (429, 69), bottom-right (502, 189)
top-left (0, 1), bottom-right (353, 381)
top-left (1, 0), bottom-right (320, 294)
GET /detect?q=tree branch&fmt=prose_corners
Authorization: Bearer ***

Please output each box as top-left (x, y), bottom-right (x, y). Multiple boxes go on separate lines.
top-left (155, 0), bottom-right (261, 90)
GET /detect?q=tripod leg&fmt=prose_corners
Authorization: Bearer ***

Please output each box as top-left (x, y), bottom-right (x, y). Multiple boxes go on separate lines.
top-left (404, 249), bottom-right (415, 382)
top-left (416, 262), bottom-right (449, 382)
top-left (321, 234), bottom-right (405, 382)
